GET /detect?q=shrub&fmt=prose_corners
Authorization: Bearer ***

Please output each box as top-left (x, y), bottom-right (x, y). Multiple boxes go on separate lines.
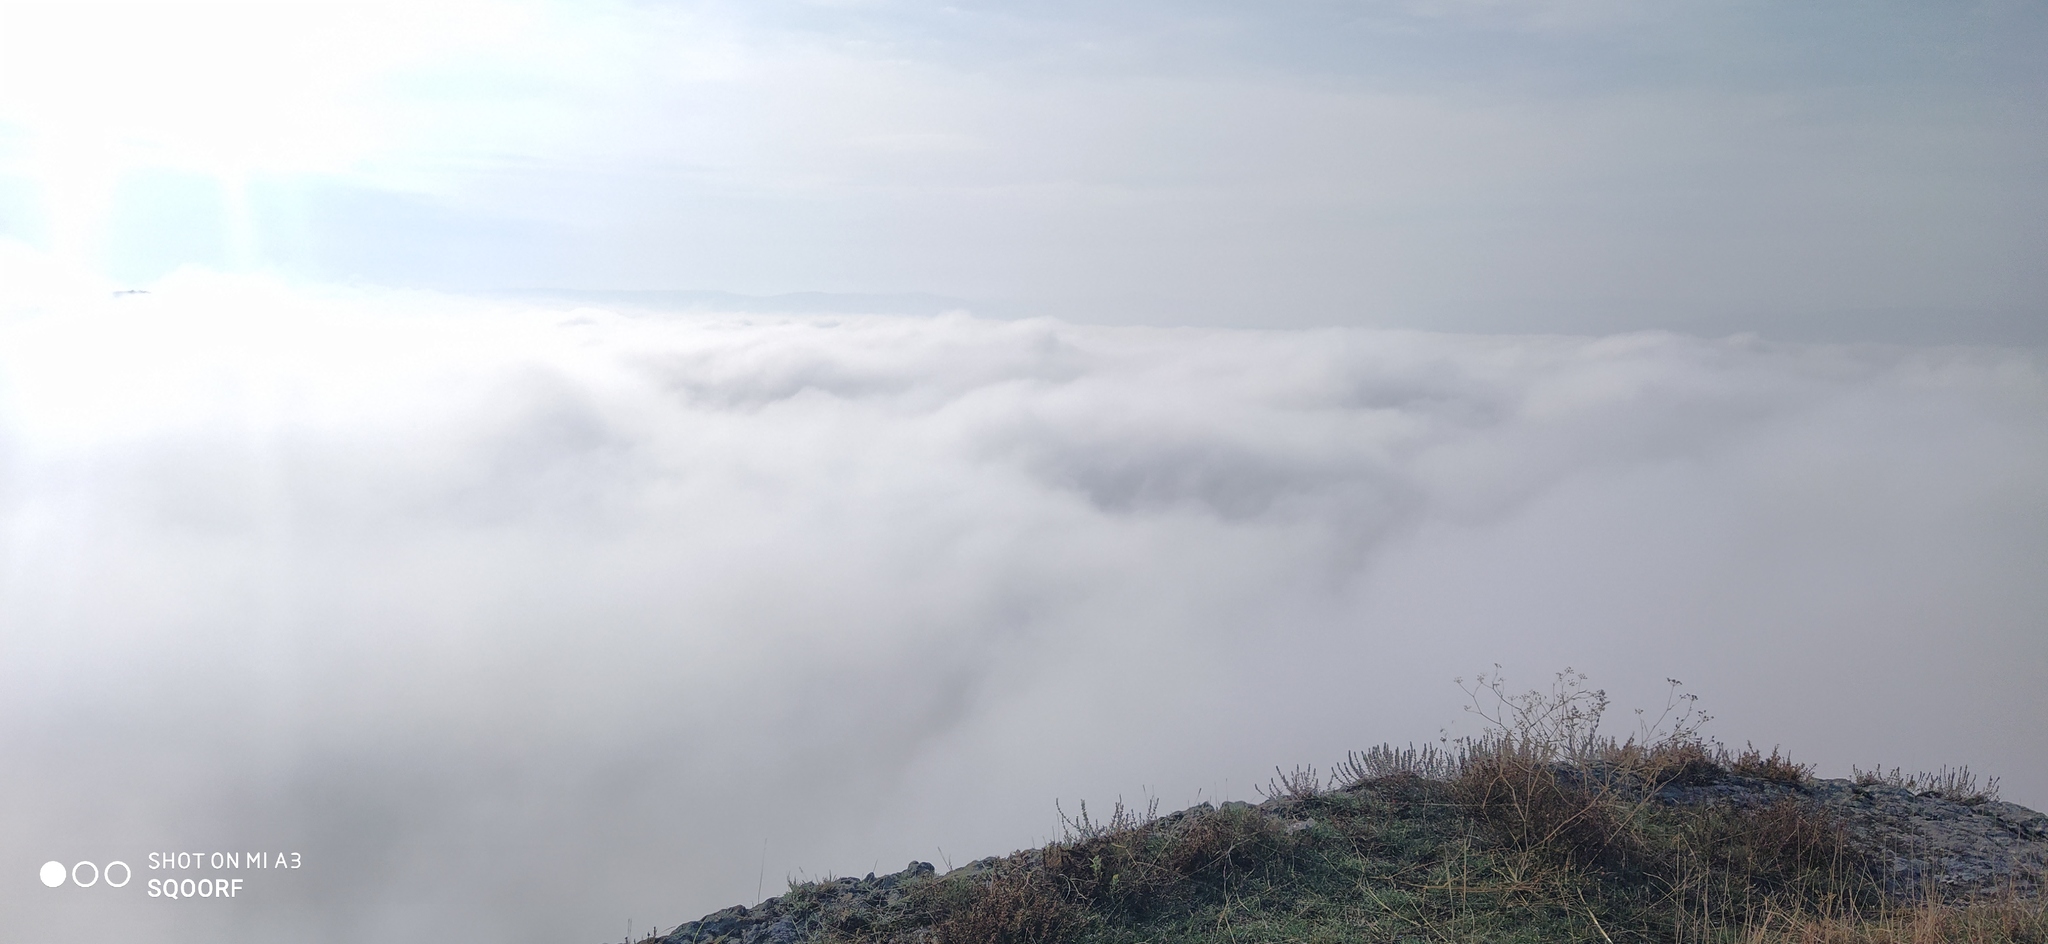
top-left (1041, 798), bottom-right (1289, 914)
top-left (1257, 765), bottom-right (1323, 801)
top-left (931, 866), bottom-right (1084, 944)
top-left (1636, 738), bottom-right (1725, 787)
top-left (1439, 668), bottom-right (1719, 870)
top-left (1454, 738), bottom-right (1639, 871)
top-left (1149, 802), bottom-right (1287, 884)
top-left (1731, 743), bottom-right (1815, 784)
top-left (1334, 742), bottom-right (1460, 785)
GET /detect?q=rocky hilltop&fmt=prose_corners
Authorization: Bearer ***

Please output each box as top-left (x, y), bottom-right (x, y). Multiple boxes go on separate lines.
top-left (640, 758), bottom-right (2047, 944)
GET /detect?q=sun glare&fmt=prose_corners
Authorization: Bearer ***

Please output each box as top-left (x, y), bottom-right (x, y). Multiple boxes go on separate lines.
top-left (0, 0), bottom-right (515, 274)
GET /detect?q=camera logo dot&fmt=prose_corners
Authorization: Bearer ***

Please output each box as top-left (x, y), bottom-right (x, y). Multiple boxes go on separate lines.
top-left (39, 860), bottom-right (129, 888)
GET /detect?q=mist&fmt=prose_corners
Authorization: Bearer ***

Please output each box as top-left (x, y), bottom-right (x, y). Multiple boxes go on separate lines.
top-left (4, 268), bottom-right (2044, 943)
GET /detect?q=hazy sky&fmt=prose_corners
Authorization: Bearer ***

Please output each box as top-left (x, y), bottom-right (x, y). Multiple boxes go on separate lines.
top-left (1, 0), bottom-right (2044, 338)
top-left (3, 4), bottom-right (2046, 944)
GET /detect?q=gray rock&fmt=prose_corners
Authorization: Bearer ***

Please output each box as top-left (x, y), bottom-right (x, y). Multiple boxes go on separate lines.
top-left (658, 862), bottom-right (937, 944)
top-left (1655, 774), bottom-right (2047, 900)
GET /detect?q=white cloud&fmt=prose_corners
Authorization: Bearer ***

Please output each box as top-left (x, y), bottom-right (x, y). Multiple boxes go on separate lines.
top-left (3, 272), bottom-right (2044, 942)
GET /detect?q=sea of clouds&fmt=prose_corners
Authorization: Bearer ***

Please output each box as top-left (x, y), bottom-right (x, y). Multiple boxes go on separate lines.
top-left (4, 265), bottom-right (2045, 943)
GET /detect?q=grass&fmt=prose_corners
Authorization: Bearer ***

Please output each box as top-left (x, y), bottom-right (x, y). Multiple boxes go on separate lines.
top-left (724, 669), bottom-right (2042, 944)
top-left (1850, 765), bottom-right (2003, 804)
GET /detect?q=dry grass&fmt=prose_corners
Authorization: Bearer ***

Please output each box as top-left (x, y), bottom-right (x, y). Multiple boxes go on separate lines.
top-left (1454, 737), bottom-right (1639, 871)
top-left (930, 866), bottom-right (1083, 944)
top-left (1854, 764), bottom-right (2003, 803)
top-left (1257, 764), bottom-right (1324, 802)
top-left (1041, 797), bottom-right (1289, 913)
top-left (757, 669), bottom-right (2038, 944)
top-left (1732, 744), bottom-right (1817, 785)
top-left (1334, 742), bottom-right (1461, 785)
top-left (1739, 890), bottom-right (2048, 943)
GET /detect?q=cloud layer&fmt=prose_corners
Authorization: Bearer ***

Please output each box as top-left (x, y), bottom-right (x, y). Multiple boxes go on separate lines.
top-left (4, 273), bottom-right (2045, 943)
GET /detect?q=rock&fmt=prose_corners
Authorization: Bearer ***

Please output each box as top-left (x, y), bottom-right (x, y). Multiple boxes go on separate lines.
top-left (658, 861), bottom-right (938, 944)
top-left (1654, 773), bottom-right (2047, 900)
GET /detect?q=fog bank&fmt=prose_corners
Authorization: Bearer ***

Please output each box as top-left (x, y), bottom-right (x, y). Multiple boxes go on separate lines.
top-left (5, 273), bottom-right (2044, 943)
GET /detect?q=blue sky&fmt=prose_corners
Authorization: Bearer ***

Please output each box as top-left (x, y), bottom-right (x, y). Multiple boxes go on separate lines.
top-left (2, 0), bottom-right (2043, 338)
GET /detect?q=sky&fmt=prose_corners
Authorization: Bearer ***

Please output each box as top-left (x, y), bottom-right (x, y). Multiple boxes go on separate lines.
top-left (2, 3), bottom-right (2046, 944)
top-left (1, 0), bottom-right (2044, 338)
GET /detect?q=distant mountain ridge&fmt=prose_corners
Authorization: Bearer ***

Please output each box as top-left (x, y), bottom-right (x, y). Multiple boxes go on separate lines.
top-left (501, 289), bottom-right (981, 318)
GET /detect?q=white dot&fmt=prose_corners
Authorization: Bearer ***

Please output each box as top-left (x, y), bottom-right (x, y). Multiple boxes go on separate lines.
top-left (40, 861), bottom-right (65, 887)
